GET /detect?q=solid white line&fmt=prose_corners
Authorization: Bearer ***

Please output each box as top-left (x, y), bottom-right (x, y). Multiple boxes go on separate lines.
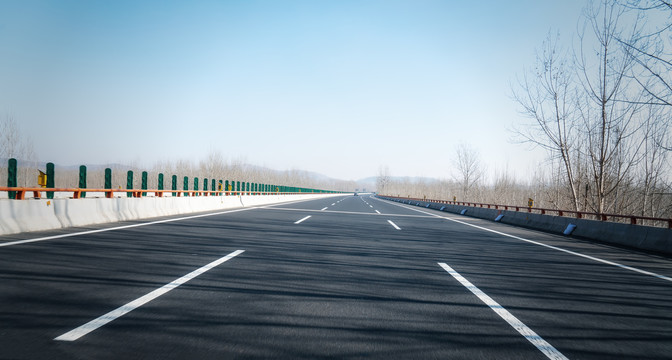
top-left (387, 220), bottom-right (401, 230)
top-left (376, 198), bottom-right (672, 284)
top-left (320, 207), bottom-right (328, 211)
top-left (375, 210), bottom-right (381, 214)
top-left (55, 250), bottom-right (245, 342)
top-left (439, 263), bottom-right (568, 360)
top-left (295, 215), bottom-right (311, 224)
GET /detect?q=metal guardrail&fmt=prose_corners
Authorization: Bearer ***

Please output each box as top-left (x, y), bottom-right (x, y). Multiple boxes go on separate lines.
top-left (378, 195), bottom-right (672, 229)
top-left (0, 187), bottom-right (321, 200)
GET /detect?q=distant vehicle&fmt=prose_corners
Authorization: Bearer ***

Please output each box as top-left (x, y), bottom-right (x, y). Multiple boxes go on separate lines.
top-left (353, 192), bottom-right (358, 196)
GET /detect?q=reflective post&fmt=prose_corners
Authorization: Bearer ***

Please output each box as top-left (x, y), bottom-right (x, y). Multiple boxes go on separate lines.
top-left (127, 171), bottom-right (134, 198)
top-left (79, 165), bottom-right (87, 198)
top-left (8, 158), bottom-right (17, 199)
top-left (46, 162), bottom-right (55, 199)
top-left (141, 171), bottom-right (148, 197)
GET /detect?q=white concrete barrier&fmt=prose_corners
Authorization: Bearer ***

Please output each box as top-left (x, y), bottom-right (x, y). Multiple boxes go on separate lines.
top-left (0, 194), bottom-right (342, 236)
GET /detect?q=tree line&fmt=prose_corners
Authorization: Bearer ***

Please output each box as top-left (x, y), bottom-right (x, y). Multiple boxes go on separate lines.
top-left (378, 0), bottom-right (672, 220)
top-left (0, 115), bottom-right (358, 194)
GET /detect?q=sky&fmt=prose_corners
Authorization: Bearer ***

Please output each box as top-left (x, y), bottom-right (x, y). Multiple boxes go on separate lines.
top-left (0, 0), bottom-right (588, 181)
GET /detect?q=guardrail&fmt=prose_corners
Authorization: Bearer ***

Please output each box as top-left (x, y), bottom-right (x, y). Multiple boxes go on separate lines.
top-left (0, 187), bottom-right (318, 200)
top-left (378, 195), bottom-right (672, 229)
top-left (3, 158), bottom-right (346, 200)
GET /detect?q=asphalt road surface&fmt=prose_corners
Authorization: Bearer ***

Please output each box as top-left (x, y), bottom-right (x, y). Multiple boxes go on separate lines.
top-left (1, 194), bottom-right (671, 359)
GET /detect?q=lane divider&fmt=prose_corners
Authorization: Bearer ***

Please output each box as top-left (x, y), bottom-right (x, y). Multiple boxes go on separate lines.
top-left (55, 249), bottom-right (245, 342)
top-left (295, 216), bottom-right (311, 224)
top-left (387, 220), bottom-right (401, 230)
top-left (438, 263), bottom-right (568, 360)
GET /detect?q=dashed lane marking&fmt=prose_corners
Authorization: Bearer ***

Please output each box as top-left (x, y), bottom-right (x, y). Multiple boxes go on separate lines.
top-left (55, 250), bottom-right (245, 341)
top-left (387, 220), bottom-right (401, 230)
top-left (295, 216), bottom-right (312, 224)
top-left (439, 263), bottom-right (568, 360)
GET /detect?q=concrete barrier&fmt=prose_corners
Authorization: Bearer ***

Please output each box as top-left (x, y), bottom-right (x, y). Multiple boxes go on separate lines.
top-left (377, 196), bottom-right (672, 256)
top-left (0, 194), bottom-right (342, 236)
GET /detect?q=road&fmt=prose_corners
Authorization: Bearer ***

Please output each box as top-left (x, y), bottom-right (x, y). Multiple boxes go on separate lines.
top-left (1, 194), bottom-right (671, 359)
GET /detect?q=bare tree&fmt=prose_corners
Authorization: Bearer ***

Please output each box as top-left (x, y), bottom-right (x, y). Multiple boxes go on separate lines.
top-left (619, 0), bottom-right (672, 106)
top-left (452, 143), bottom-right (484, 200)
top-left (576, 0), bottom-right (646, 214)
top-left (618, 0), bottom-right (672, 152)
top-left (376, 165), bottom-right (391, 194)
top-left (0, 114), bottom-right (22, 160)
top-left (512, 32), bottom-right (584, 211)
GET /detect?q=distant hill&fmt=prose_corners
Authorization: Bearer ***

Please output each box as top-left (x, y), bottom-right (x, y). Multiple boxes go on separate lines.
top-left (358, 176), bottom-right (441, 184)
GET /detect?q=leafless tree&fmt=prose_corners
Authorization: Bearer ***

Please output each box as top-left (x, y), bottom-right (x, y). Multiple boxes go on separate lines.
top-left (452, 143), bottom-right (484, 200)
top-left (618, 0), bottom-right (672, 151)
top-left (376, 165), bottom-right (391, 194)
top-left (512, 33), bottom-right (584, 211)
top-left (576, 0), bottom-right (647, 214)
top-left (0, 114), bottom-right (22, 160)
top-left (0, 114), bottom-right (38, 187)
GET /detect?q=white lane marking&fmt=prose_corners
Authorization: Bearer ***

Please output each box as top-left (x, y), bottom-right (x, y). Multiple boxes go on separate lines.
top-left (376, 198), bottom-right (672, 284)
top-left (320, 207), bottom-right (328, 211)
top-left (55, 250), bottom-right (245, 342)
top-left (369, 205), bottom-right (373, 208)
top-left (375, 210), bottom-right (381, 214)
top-left (438, 263), bottom-right (568, 360)
top-left (331, 203), bottom-right (336, 206)
top-left (295, 215), bottom-right (311, 224)
top-left (387, 220), bottom-right (401, 230)
top-left (271, 207), bottom-right (435, 218)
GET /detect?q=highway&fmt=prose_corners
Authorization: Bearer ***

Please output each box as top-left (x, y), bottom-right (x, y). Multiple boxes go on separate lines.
top-left (1, 194), bottom-right (671, 359)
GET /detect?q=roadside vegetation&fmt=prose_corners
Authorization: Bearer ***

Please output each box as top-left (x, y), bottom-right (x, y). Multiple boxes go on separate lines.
top-left (378, 0), bottom-right (672, 219)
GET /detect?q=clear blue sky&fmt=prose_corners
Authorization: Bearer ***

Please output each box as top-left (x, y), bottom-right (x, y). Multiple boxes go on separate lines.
top-left (0, 0), bottom-right (587, 181)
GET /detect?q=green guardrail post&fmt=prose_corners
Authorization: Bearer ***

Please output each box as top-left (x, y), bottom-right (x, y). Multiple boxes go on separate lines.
top-left (212, 179), bottom-right (216, 194)
top-left (105, 168), bottom-right (112, 190)
top-left (236, 181), bottom-right (240, 195)
top-left (158, 173), bottom-right (164, 193)
top-left (46, 162), bottom-right (55, 199)
top-left (203, 178), bottom-right (208, 193)
top-left (194, 177), bottom-right (199, 196)
top-left (141, 171), bottom-right (148, 197)
top-left (8, 158), bottom-right (17, 199)
top-left (127, 170), bottom-right (134, 198)
top-left (225, 180), bottom-right (229, 195)
top-left (79, 165), bottom-right (87, 198)
top-left (172, 175), bottom-right (177, 197)
top-left (183, 176), bottom-right (189, 196)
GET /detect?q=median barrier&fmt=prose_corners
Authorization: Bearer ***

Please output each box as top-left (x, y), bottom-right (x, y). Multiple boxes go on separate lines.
top-left (0, 193), bottom-right (341, 236)
top-left (377, 195), bottom-right (672, 256)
